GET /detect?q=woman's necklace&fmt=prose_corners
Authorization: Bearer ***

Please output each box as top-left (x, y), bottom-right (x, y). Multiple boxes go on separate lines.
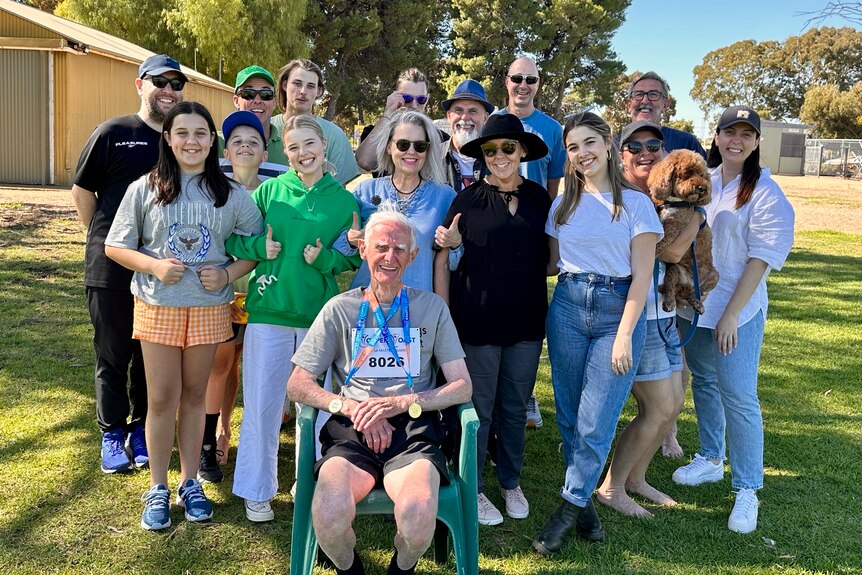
top-left (391, 177), bottom-right (422, 213)
top-left (393, 177), bottom-right (422, 197)
top-left (304, 188), bottom-right (317, 213)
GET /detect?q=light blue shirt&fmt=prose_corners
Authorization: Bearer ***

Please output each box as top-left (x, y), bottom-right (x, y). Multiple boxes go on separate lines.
top-left (494, 108), bottom-right (566, 189)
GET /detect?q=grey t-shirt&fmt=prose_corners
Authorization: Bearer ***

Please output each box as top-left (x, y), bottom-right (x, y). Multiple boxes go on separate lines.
top-left (292, 287), bottom-right (465, 401)
top-left (105, 173), bottom-right (263, 307)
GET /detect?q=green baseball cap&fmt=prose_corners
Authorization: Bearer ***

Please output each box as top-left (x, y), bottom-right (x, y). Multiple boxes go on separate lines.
top-left (234, 65), bottom-right (275, 90)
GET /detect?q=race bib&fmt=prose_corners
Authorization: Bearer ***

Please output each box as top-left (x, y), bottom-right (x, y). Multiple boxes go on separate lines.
top-left (350, 328), bottom-right (420, 378)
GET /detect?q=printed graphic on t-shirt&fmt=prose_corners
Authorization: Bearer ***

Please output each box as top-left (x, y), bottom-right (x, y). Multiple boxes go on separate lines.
top-left (168, 223), bottom-right (211, 263)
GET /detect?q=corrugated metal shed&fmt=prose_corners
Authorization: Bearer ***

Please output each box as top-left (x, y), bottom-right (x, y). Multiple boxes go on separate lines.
top-left (0, 0), bottom-right (234, 186)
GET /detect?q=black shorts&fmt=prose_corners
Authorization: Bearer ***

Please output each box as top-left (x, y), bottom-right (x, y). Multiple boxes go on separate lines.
top-left (315, 412), bottom-right (450, 488)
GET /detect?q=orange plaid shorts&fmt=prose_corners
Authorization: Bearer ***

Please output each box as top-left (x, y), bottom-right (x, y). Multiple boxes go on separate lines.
top-left (133, 298), bottom-right (232, 348)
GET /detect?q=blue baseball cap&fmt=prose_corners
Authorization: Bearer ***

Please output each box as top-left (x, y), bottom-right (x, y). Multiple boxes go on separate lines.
top-left (139, 54), bottom-right (187, 82)
top-left (222, 111), bottom-right (267, 149)
top-left (440, 79), bottom-right (494, 114)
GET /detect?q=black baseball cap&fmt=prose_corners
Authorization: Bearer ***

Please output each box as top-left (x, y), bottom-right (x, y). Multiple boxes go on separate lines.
top-left (717, 105), bottom-right (761, 135)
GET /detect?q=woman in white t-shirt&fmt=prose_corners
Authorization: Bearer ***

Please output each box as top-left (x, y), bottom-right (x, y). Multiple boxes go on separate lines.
top-left (596, 121), bottom-right (702, 518)
top-left (671, 106), bottom-right (794, 534)
top-left (532, 112), bottom-right (662, 556)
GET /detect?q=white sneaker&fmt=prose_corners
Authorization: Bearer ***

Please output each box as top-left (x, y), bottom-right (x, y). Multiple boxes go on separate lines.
top-left (501, 486), bottom-right (529, 519)
top-left (526, 395), bottom-right (543, 428)
top-left (672, 453), bottom-right (724, 486)
top-left (728, 489), bottom-right (759, 534)
top-left (477, 493), bottom-right (503, 526)
top-left (244, 499), bottom-right (275, 522)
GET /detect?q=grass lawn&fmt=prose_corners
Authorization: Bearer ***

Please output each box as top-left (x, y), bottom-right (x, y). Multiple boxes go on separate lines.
top-left (0, 196), bottom-right (860, 575)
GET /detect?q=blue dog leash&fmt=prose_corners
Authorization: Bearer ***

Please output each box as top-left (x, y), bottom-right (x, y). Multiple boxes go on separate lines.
top-left (653, 206), bottom-right (708, 349)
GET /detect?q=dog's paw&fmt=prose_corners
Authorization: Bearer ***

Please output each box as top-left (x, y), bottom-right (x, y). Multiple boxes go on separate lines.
top-left (691, 299), bottom-right (705, 315)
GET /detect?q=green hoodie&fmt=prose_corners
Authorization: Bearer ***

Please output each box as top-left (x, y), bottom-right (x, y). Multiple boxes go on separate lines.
top-left (226, 170), bottom-right (360, 328)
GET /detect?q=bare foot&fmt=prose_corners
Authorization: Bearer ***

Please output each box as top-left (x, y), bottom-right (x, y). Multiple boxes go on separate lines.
top-left (216, 431), bottom-right (230, 465)
top-left (627, 481), bottom-right (678, 507)
top-left (596, 487), bottom-right (654, 518)
top-left (662, 430), bottom-right (684, 458)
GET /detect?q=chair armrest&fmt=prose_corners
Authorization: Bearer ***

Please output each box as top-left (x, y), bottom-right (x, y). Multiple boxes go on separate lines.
top-left (456, 401), bottom-right (479, 485)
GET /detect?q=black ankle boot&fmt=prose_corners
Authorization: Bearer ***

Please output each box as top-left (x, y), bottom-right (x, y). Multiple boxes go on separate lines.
top-left (576, 498), bottom-right (606, 542)
top-left (532, 499), bottom-right (583, 556)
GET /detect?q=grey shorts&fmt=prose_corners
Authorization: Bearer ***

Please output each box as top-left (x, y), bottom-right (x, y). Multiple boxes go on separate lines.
top-left (635, 318), bottom-right (683, 382)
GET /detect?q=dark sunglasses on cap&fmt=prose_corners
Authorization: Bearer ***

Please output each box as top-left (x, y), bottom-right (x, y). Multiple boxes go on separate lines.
top-left (622, 139), bottom-right (663, 154)
top-left (507, 74), bottom-right (539, 85)
top-left (236, 87), bottom-right (275, 101)
top-left (394, 139), bottom-right (430, 153)
top-left (401, 94), bottom-right (429, 105)
top-left (144, 74), bottom-right (186, 91)
top-left (480, 140), bottom-right (519, 157)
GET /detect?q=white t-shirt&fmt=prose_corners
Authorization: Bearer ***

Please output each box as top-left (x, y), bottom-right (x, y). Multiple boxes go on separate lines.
top-left (546, 189), bottom-right (663, 277)
top-left (678, 167), bottom-right (795, 329)
top-left (647, 262), bottom-right (675, 320)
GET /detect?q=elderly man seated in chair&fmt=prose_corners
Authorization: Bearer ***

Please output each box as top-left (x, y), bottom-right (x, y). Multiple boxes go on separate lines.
top-left (288, 202), bottom-right (472, 575)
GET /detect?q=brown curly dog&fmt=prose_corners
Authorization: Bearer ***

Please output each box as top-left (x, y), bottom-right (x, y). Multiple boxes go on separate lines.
top-left (646, 150), bottom-right (719, 314)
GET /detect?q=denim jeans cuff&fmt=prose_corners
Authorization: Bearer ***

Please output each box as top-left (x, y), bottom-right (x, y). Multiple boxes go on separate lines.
top-left (731, 482), bottom-right (763, 491)
top-left (559, 489), bottom-right (588, 508)
top-left (700, 452), bottom-right (726, 463)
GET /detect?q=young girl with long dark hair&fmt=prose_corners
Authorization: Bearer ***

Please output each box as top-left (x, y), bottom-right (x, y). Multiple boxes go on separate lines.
top-left (671, 105), bottom-right (794, 534)
top-left (106, 102), bottom-right (262, 530)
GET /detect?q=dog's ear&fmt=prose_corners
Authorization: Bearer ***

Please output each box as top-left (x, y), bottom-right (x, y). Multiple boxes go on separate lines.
top-left (647, 152), bottom-right (677, 199)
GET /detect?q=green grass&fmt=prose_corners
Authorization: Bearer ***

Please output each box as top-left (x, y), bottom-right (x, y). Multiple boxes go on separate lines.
top-left (1, 203), bottom-right (860, 575)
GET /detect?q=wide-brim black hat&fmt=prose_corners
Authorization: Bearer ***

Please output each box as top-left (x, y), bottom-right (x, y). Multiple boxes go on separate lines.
top-left (460, 113), bottom-right (549, 162)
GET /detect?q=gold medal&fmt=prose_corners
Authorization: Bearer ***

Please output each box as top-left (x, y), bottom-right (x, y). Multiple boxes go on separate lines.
top-left (408, 402), bottom-right (422, 419)
top-left (328, 397), bottom-right (343, 414)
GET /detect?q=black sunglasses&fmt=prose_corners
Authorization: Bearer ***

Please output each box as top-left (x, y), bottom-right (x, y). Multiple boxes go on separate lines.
top-left (394, 139), bottom-right (430, 153)
top-left (401, 94), bottom-right (428, 105)
top-left (236, 88), bottom-right (275, 101)
top-left (622, 139), bottom-right (663, 154)
top-left (508, 74), bottom-right (539, 85)
top-left (144, 74), bottom-right (186, 91)
top-left (480, 140), bottom-right (519, 158)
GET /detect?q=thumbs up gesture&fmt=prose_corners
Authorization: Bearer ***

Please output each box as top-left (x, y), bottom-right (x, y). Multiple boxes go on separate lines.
top-left (347, 212), bottom-right (364, 247)
top-left (304, 238), bottom-right (323, 264)
top-left (434, 213), bottom-right (462, 248)
top-left (265, 225), bottom-right (281, 260)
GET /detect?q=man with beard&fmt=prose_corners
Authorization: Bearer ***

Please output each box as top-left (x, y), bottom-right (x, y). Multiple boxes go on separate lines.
top-left (71, 54), bottom-right (186, 474)
top-left (440, 79), bottom-right (494, 192)
top-left (626, 71), bottom-right (706, 159)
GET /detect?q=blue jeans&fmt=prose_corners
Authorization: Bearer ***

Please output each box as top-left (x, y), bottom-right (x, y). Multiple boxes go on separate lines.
top-left (464, 341), bottom-right (543, 493)
top-left (547, 272), bottom-right (646, 507)
top-left (679, 311), bottom-right (765, 490)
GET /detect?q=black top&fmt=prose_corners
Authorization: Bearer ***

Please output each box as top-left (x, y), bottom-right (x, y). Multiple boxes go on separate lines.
top-left (74, 114), bottom-right (162, 288)
top-left (443, 178), bottom-right (551, 346)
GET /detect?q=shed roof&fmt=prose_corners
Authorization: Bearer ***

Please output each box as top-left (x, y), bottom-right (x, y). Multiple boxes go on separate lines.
top-left (0, 0), bottom-right (229, 90)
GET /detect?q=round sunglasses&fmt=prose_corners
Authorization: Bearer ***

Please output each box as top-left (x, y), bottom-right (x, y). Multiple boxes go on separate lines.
top-left (480, 140), bottom-right (519, 157)
top-left (393, 139), bottom-right (430, 153)
top-left (401, 94), bottom-right (428, 105)
top-left (236, 88), bottom-right (275, 101)
top-left (622, 139), bottom-right (663, 154)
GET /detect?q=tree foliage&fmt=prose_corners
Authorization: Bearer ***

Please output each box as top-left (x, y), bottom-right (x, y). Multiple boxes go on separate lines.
top-left (799, 82), bottom-right (862, 139)
top-left (446, 0), bottom-right (628, 120)
top-left (54, 0), bottom-right (307, 85)
top-left (690, 27), bottom-right (862, 124)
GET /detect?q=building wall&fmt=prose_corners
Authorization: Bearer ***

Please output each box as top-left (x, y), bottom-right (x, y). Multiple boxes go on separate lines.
top-left (0, 49), bottom-right (50, 185)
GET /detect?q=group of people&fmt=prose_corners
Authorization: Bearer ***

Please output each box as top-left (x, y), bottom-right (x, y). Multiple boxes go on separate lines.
top-left (72, 50), bottom-right (794, 572)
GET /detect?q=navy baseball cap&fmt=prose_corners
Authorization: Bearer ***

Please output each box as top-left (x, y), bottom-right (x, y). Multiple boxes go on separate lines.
top-left (620, 120), bottom-right (663, 145)
top-left (139, 54), bottom-right (188, 82)
top-left (222, 111), bottom-right (267, 149)
top-left (441, 79), bottom-right (494, 114)
top-left (718, 105), bottom-right (761, 135)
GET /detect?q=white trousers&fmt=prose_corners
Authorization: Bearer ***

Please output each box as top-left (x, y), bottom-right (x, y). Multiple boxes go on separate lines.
top-left (232, 323), bottom-right (330, 502)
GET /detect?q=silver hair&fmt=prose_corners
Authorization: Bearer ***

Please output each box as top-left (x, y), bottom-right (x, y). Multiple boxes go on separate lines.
top-left (364, 200), bottom-right (418, 252)
top-left (627, 71), bottom-right (670, 97)
top-left (373, 109), bottom-right (445, 184)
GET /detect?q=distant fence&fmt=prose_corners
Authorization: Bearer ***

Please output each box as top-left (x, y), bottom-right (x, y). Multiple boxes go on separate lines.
top-left (804, 139), bottom-right (862, 179)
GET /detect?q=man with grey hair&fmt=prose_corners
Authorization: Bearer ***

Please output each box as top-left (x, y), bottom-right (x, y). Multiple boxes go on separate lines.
top-left (289, 203), bottom-right (472, 575)
top-left (626, 71), bottom-right (706, 159)
top-left (440, 79), bottom-right (494, 191)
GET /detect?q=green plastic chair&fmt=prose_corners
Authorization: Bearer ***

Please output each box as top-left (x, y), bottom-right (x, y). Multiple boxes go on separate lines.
top-left (290, 401), bottom-right (479, 575)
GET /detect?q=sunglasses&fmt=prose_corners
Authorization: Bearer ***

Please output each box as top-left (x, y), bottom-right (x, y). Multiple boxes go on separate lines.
top-left (144, 74), bottom-right (186, 91)
top-left (394, 139), bottom-right (430, 153)
top-left (629, 90), bottom-right (665, 102)
top-left (480, 140), bottom-right (519, 157)
top-left (401, 94), bottom-right (429, 105)
top-left (236, 87), bottom-right (275, 101)
top-left (622, 139), bottom-right (663, 154)
top-left (507, 74), bottom-right (539, 85)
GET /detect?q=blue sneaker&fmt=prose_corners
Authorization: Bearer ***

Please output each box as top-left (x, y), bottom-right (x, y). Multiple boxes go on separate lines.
top-left (125, 425), bottom-right (149, 468)
top-left (176, 478), bottom-right (213, 522)
top-left (101, 429), bottom-right (132, 474)
top-left (140, 484), bottom-right (171, 530)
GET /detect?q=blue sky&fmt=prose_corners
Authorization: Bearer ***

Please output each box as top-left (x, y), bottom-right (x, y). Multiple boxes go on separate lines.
top-left (612, 0), bottom-right (861, 137)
